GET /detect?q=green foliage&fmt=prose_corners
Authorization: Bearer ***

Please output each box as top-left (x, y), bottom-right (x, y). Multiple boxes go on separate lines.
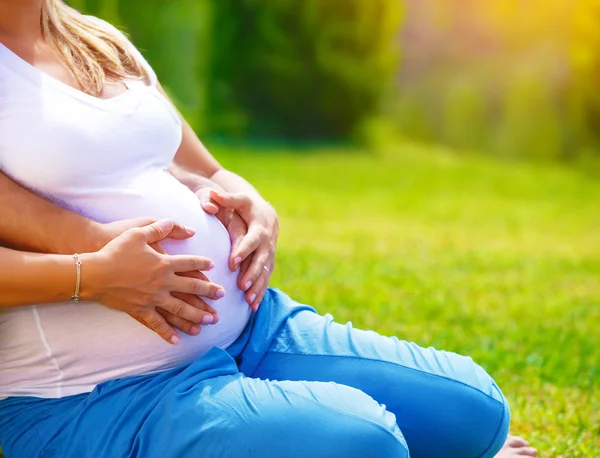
top-left (493, 68), bottom-right (563, 160)
top-left (569, 1), bottom-right (600, 151)
top-left (441, 76), bottom-right (488, 152)
top-left (65, 0), bottom-right (600, 158)
top-left (398, 0), bottom-right (600, 160)
top-left (205, 0), bottom-right (403, 140)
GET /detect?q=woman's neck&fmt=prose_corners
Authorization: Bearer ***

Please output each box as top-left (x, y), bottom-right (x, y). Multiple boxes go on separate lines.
top-left (0, 0), bottom-right (43, 41)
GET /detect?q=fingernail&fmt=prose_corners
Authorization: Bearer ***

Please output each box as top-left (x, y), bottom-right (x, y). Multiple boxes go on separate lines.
top-left (244, 280), bottom-right (252, 291)
top-left (234, 256), bottom-right (242, 265)
top-left (202, 315), bottom-right (214, 325)
top-left (248, 293), bottom-right (256, 304)
top-left (208, 261), bottom-right (215, 270)
top-left (185, 226), bottom-right (196, 234)
top-left (212, 312), bottom-right (219, 323)
top-left (190, 325), bottom-right (201, 335)
top-left (170, 334), bottom-right (180, 344)
top-left (215, 289), bottom-right (225, 298)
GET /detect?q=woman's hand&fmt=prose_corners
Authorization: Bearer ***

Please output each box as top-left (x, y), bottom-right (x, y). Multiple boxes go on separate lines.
top-left (195, 187), bottom-right (248, 278)
top-left (86, 217), bottom-right (222, 338)
top-left (206, 190), bottom-right (278, 312)
top-left (83, 219), bottom-right (225, 345)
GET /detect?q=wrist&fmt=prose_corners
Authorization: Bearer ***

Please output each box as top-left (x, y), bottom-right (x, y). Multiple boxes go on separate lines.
top-left (170, 163), bottom-right (223, 193)
top-left (79, 221), bottom-right (110, 253)
top-left (77, 252), bottom-right (109, 301)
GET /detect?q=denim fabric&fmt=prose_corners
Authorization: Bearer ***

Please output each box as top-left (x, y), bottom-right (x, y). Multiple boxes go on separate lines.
top-left (0, 288), bottom-right (509, 458)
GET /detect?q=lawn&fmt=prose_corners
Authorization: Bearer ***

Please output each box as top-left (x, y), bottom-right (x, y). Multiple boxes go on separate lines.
top-left (215, 142), bottom-right (600, 457)
top-left (1, 143), bottom-right (596, 458)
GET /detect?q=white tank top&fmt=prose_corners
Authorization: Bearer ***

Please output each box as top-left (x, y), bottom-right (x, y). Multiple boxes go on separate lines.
top-left (0, 19), bottom-right (251, 399)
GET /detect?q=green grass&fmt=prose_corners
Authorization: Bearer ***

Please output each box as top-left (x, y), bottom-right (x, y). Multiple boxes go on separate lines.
top-left (215, 142), bottom-right (600, 457)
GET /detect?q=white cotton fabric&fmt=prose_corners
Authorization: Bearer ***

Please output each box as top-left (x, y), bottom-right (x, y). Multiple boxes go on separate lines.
top-left (0, 18), bottom-right (251, 400)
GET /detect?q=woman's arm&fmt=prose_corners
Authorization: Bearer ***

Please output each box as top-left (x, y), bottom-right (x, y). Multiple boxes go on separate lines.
top-left (171, 116), bottom-right (262, 198)
top-left (0, 220), bottom-right (222, 344)
top-left (0, 173), bottom-right (223, 339)
top-left (162, 86), bottom-right (279, 310)
top-left (0, 247), bottom-right (83, 306)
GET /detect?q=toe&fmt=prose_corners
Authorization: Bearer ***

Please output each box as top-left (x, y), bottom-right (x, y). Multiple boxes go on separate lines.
top-left (517, 447), bottom-right (537, 456)
top-left (507, 436), bottom-right (529, 447)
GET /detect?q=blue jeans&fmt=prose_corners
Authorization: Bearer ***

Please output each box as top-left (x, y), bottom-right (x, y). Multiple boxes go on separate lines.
top-left (0, 289), bottom-right (509, 458)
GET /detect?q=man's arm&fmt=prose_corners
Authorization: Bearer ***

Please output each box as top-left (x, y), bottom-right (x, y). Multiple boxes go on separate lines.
top-left (0, 171), bottom-right (105, 254)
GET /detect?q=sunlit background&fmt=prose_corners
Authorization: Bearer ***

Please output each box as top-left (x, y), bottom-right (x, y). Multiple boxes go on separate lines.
top-left (70, 0), bottom-right (600, 161)
top-left (62, 1), bottom-right (600, 456)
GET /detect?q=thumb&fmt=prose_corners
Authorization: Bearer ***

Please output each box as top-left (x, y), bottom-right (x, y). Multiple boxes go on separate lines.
top-left (209, 190), bottom-right (251, 209)
top-left (141, 219), bottom-right (195, 244)
top-left (196, 188), bottom-right (220, 215)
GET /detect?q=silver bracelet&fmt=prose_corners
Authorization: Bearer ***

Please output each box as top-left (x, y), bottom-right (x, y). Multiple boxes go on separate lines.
top-left (69, 253), bottom-right (82, 303)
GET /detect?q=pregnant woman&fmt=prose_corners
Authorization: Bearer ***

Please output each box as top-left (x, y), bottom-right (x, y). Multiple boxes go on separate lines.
top-left (0, 1), bottom-right (537, 457)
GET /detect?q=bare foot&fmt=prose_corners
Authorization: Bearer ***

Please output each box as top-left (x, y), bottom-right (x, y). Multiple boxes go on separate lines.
top-left (495, 435), bottom-right (537, 457)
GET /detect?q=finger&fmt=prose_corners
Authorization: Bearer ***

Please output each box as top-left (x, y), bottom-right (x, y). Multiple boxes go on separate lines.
top-left (209, 190), bottom-right (251, 210)
top-left (139, 219), bottom-right (196, 244)
top-left (517, 447), bottom-right (538, 457)
top-left (237, 254), bottom-right (253, 283)
top-left (230, 227), bottom-right (262, 268)
top-left (157, 308), bottom-right (202, 336)
top-left (176, 269), bottom-right (211, 282)
top-left (168, 255), bottom-right (216, 273)
top-left (125, 217), bottom-right (156, 228)
top-left (129, 313), bottom-right (153, 331)
top-left (167, 222), bottom-right (198, 240)
top-left (162, 296), bottom-right (217, 324)
top-left (201, 201), bottom-right (220, 214)
top-left (171, 291), bottom-right (219, 324)
top-left (239, 249), bottom-right (269, 292)
top-left (228, 220), bottom-right (248, 271)
top-left (196, 188), bottom-right (221, 215)
top-left (170, 276), bottom-right (225, 300)
top-left (246, 270), bottom-right (268, 312)
top-left (142, 310), bottom-right (180, 344)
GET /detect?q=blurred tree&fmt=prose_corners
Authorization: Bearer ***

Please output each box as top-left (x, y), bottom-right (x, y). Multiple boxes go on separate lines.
top-left (569, 0), bottom-right (600, 152)
top-left (441, 75), bottom-right (488, 152)
top-left (205, 0), bottom-right (404, 140)
top-left (398, 0), bottom-right (600, 161)
top-left (493, 68), bottom-right (562, 160)
top-left (118, 1), bottom-right (209, 129)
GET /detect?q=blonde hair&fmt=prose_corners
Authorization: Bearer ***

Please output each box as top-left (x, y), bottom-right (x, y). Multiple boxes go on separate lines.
top-left (41, 0), bottom-right (151, 95)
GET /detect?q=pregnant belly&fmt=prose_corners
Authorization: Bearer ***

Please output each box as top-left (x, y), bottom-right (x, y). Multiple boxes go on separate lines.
top-left (28, 170), bottom-right (252, 393)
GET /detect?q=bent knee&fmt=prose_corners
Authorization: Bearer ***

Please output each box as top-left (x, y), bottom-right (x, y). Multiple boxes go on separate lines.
top-left (472, 380), bottom-right (510, 458)
top-left (399, 353), bottom-right (510, 458)
top-left (431, 368), bottom-right (510, 458)
top-left (221, 381), bottom-right (410, 458)
top-left (325, 410), bottom-right (409, 458)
